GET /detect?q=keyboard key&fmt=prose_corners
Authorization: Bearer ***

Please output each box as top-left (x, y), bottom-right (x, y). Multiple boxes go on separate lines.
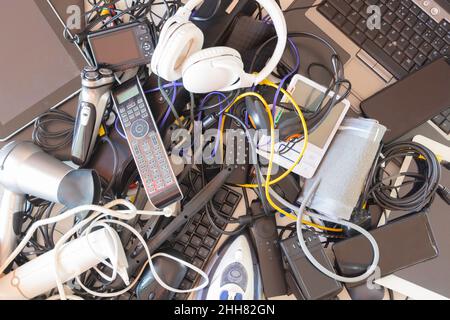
top-left (404, 13), bottom-right (417, 27)
top-left (342, 21), bottom-right (355, 35)
top-left (351, 29), bottom-right (367, 45)
top-left (440, 20), bottom-right (450, 32)
top-left (351, 0), bottom-right (364, 11)
top-left (428, 50), bottom-right (441, 61)
top-left (441, 45), bottom-right (449, 55)
top-left (185, 246), bottom-right (196, 258)
top-left (445, 33), bottom-right (450, 45)
top-left (423, 29), bottom-right (436, 43)
top-left (413, 22), bottom-right (426, 34)
top-left (329, 0), bottom-right (352, 16)
top-left (432, 114), bottom-right (446, 126)
top-left (387, 0), bottom-right (400, 11)
top-left (436, 27), bottom-right (447, 38)
top-left (401, 0), bottom-right (412, 8)
top-left (426, 19), bottom-right (437, 30)
top-left (365, 27), bottom-right (379, 40)
top-left (375, 34), bottom-right (388, 47)
top-left (191, 235), bottom-right (202, 247)
top-left (196, 225), bottom-right (208, 236)
top-left (362, 39), bottom-right (408, 78)
top-left (393, 18), bottom-right (405, 32)
top-left (383, 11), bottom-right (396, 24)
top-left (409, 4), bottom-right (421, 15)
top-left (318, 2), bottom-right (338, 19)
top-left (401, 26), bottom-right (414, 39)
top-left (411, 34), bottom-right (423, 47)
top-left (332, 13), bottom-right (346, 27)
top-left (387, 29), bottom-right (400, 41)
top-left (442, 108), bottom-right (450, 118)
top-left (357, 18), bottom-right (368, 31)
top-left (419, 41), bottom-right (433, 55)
top-left (380, 21), bottom-right (391, 35)
top-left (432, 38), bottom-right (445, 50)
top-left (440, 121), bottom-right (450, 135)
top-left (359, 5), bottom-right (370, 18)
top-left (396, 5), bottom-right (409, 19)
top-left (348, 11), bottom-right (361, 24)
top-left (393, 50), bottom-right (405, 63)
top-left (204, 236), bottom-right (215, 248)
top-left (405, 45), bottom-right (419, 59)
top-left (384, 41), bottom-right (397, 55)
top-left (418, 11), bottom-right (429, 23)
top-left (414, 52), bottom-right (426, 65)
top-left (401, 57), bottom-right (415, 71)
top-left (198, 247), bottom-right (209, 259)
top-left (397, 37), bottom-right (408, 50)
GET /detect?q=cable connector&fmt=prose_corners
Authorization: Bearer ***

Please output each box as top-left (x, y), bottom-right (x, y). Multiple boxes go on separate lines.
top-left (441, 160), bottom-right (450, 171)
top-left (437, 185), bottom-right (450, 205)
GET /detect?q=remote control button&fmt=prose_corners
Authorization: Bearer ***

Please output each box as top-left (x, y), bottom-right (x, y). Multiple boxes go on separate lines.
top-left (131, 119), bottom-right (149, 139)
top-left (142, 42), bottom-right (152, 51)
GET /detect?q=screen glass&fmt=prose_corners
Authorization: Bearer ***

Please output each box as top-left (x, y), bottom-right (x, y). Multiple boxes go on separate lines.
top-left (90, 27), bottom-right (141, 65)
top-left (0, 1), bottom-right (81, 126)
top-left (116, 86), bottom-right (140, 104)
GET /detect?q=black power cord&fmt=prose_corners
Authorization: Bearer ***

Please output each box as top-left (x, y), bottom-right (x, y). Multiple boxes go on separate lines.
top-left (365, 142), bottom-right (442, 213)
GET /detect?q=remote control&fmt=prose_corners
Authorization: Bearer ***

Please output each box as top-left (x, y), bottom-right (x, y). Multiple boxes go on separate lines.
top-left (112, 77), bottom-right (183, 209)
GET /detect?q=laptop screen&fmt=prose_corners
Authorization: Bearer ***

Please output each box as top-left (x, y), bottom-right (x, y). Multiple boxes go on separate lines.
top-left (0, 1), bottom-right (80, 126)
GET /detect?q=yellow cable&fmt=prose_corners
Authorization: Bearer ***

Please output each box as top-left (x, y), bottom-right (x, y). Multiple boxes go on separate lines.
top-left (219, 90), bottom-right (342, 233)
top-left (237, 79), bottom-right (309, 188)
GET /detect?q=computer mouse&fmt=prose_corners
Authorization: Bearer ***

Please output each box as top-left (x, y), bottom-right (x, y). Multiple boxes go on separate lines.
top-left (135, 250), bottom-right (188, 300)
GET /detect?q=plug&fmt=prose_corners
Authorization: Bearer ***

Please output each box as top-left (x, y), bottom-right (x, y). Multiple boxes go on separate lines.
top-left (437, 185), bottom-right (450, 205)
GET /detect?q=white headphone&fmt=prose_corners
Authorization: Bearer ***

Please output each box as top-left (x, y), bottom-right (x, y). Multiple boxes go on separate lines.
top-left (151, 0), bottom-right (287, 94)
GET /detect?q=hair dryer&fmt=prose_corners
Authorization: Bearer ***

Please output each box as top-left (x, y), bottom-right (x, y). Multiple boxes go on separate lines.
top-left (0, 141), bottom-right (100, 265)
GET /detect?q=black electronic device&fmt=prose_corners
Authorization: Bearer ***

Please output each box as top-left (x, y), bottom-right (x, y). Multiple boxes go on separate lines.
top-left (192, 0), bottom-right (257, 47)
top-left (333, 212), bottom-right (439, 288)
top-left (88, 22), bottom-right (154, 71)
top-left (249, 201), bottom-right (287, 298)
top-left (361, 56), bottom-right (450, 142)
top-left (135, 250), bottom-right (188, 300)
top-left (171, 170), bottom-right (242, 300)
top-left (112, 77), bottom-right (183, 209)
top-left (280, 232), bottom-right (342, 300)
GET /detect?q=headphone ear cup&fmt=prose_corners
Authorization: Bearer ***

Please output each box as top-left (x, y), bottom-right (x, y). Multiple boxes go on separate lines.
top-left (182, 47), bottom-right (244, 93)
top-left (151, 22), bottom-right (204, 81)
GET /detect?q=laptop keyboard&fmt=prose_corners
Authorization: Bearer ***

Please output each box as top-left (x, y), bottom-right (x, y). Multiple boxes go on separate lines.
top-left (431, 106), bottom-right (450, 135)
top-left (171, 170), bottom-right (242, 300)
top-left (318, 0), bottom-right (450, 80)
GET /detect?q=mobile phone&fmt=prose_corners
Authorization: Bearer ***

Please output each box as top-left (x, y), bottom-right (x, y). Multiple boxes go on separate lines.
top-left (332, 212), bottom-right (439, 288)
top-left (361, 56), bottom-right (450, 143)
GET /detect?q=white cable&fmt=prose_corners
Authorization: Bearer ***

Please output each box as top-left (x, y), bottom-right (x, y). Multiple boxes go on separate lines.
top-left (1, 199), bottom-right (208, 300)
top-left (294, 180), bottom-right (380, 283)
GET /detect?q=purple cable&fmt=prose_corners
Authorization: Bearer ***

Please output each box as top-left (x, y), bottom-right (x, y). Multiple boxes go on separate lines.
top-left (197, 91), bottom-right (228, 121)
top-left (159, 82), bottom-right (178, 129)
top-left (271, 38), bottom-right (300, 117)
top-left (144, 82), bottom-right (183, 94)
top-left (115, 117), bottom-right (127, 139)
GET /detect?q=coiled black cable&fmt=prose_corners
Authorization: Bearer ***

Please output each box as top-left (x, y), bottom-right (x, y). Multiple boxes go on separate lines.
top-left (366, 142), bottom-right (441, 213)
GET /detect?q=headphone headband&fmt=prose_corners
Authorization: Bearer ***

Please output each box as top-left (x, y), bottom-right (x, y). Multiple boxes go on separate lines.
top-left (179, 0), bottom-right (287, 87)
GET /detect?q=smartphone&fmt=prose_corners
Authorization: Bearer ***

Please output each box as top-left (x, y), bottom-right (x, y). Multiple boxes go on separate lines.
top-left (361, 56), bottom-right (450, 143)
top-left (332, 212), bottom-right (439, 288)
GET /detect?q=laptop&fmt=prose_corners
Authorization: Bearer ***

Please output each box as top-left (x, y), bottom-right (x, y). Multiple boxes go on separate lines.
top-left (284, 0), bottom-right (450, 144)
top-left (0, 0), bottom-right (88, 141)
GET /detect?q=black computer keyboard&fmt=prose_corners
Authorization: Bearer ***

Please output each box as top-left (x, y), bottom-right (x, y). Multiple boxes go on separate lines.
top-left (171, 170), bottom-right (242, 300)
top-left (318, 0), bottom-right (450, 79)
top-left (431, 106), bottom-right (450, 134)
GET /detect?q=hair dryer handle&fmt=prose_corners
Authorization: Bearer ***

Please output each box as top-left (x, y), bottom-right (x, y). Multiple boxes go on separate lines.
top-left (0, 190), bottom-right (25, 266)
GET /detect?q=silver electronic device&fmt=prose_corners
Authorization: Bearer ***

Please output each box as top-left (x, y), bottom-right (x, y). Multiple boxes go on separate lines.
top-left (71, 66), bottom-right (115, 166)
